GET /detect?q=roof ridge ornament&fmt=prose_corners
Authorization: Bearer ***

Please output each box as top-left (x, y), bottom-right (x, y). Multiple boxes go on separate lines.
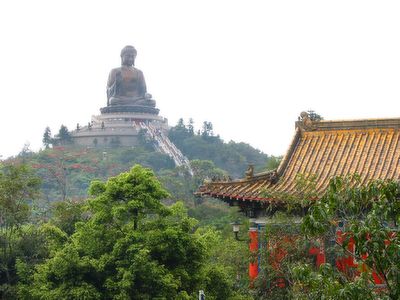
top-left (267, 170), bottom-right (279, 184)
top-left (297, 111), bottom-right (317, 131)
top-left (245, 164), bottom-right (254, 179)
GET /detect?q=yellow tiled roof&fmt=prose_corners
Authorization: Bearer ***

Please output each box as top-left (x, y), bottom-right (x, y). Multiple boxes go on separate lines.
top-left (197, 117), bottom-right (400, 204)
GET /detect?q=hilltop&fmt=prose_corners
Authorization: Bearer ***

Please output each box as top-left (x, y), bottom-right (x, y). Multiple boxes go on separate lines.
top-left (11, 120), bottom-right (279, 219)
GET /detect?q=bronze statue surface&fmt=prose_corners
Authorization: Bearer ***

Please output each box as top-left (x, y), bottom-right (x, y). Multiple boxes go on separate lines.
top-left (106, 45), bottom-right (156, 109)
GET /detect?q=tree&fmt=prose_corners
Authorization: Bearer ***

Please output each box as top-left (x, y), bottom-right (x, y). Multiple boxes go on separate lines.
top-left (168, 118), bottom-right (193, 149)
top-left (0, 163), bottom-right (41, 234)
top-left (168, 119), bottom-right (269, 178)
top-left (22, 165), bottom-right (218, 299)
top-left (42, 126), bottom-right (52, 149)
top-left (31, 146), bottom-right (98, 201)
top-left (201, 121), bottom-right (214, 138)
top-left (265, 155), bottom-right (282, 171)
top-left (188, 118), bottom-right (195, 136)
top-left (190, 159), bottom-right (227, 186)
top-left (306, 110), bottom-right (323, 121)
top-left (196, 224), bottom-right (251, 299)
top-left (18, 143), bottom-right (33, 159)
top-left (50, 200), bottom-right (84, 235)
top-left (296, 175), bottom-right (400, 299)
top-left (55, 125), bottom-right (72, 145)
top-left (0, 163), bottom-right (41, 298)
top-left (157, 159), bottom-right (227, 208)
top-left (292, 263), bottom-right (372, 300)
top-left (33, 147), bottom-right (70, 201)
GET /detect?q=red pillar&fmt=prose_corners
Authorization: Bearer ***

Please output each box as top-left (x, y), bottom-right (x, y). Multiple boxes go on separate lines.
top-left (249, 227), bottom-right (259, 282)
top-left (309, 238), bottom-right (326, 268)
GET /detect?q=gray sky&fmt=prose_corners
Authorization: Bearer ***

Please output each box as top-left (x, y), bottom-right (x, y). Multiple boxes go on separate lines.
top-left (1, 0), bottom-right (399, 159)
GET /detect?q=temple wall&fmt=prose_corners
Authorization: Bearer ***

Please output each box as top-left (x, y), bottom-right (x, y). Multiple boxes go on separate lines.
top-left (72, 134), bottom-right (140, 148)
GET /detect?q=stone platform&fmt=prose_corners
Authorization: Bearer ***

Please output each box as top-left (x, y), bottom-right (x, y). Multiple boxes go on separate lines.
top-left (100, 105), bottom-right (159, 115)
top-left (71, 108), bottom-right (168, 148)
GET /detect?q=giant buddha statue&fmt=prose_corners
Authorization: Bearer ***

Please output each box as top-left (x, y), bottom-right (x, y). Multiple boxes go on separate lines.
top-left (102, 45), bottom-right (157, 114)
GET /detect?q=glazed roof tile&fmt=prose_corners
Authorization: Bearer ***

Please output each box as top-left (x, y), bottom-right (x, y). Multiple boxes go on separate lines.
top-left (196, 116), bottom-right (400, 203)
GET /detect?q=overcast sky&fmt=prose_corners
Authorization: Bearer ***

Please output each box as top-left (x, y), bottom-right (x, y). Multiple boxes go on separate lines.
top-left (1, 1), bottom-right (399, 159)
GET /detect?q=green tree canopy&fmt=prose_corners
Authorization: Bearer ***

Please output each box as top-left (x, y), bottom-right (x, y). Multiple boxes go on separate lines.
top-left (55, 125), bottom-right (72, 146)
top-left (42, 126), bottom-right (52, 149)
top-left (0, 163), bottom-right (41, 298)
top-left (20, 165), bottom-right (218, 299)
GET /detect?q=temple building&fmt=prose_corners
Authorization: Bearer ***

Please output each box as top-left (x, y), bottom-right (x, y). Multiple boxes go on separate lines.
top-left (71, 105), bottom-right (169, 148)
top-left (196, 112), bottom-right (400, 280)
top-left (71, 108), bottom-right (192, 172)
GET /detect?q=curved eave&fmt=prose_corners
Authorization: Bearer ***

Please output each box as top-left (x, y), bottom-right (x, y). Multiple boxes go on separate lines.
top-left (196, 116), bottom-right (400, 206)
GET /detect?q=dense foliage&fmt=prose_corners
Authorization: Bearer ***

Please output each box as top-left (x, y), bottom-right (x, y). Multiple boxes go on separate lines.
top-left (22, 146), bottom-right (174, 202)
top-left (19, 119), bottom-right (274, 204)
top-left (0, 163), bottom-right (42, 298)
top-left (249, 175), bottom-right (400, 300)
top-left (0, 163), bottom-right (251, 299)
top-left (296, 176), bottom-right (400, 299)
top-left (0, 118), bottom-right (280, 299)
top-left (19, 166), bottom-right (207, 299)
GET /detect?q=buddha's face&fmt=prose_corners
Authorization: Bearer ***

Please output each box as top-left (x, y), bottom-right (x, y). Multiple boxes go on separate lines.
top-left (121, 51), bottom-right (136, 66)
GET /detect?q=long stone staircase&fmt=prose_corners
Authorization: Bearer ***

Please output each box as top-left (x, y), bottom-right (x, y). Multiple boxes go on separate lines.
top-left (138, 122), bottom-right (193, 176)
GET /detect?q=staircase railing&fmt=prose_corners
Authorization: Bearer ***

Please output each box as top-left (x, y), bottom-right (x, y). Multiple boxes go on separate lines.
top-left (138, 122), bottom-right (193, 176)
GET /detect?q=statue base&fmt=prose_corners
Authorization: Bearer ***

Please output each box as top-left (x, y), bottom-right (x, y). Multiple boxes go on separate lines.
top-left (100, 105), bottom-right (159, 115)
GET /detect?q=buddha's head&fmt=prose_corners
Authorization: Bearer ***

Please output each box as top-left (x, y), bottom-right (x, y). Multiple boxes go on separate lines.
top-left (121, 45), bottom-right (137, 66)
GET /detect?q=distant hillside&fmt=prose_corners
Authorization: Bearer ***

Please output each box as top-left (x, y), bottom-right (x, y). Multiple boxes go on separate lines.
top-left (11, 119), bottom-right (277, 205)
top-left (168, 119), bottom-right (270, 178)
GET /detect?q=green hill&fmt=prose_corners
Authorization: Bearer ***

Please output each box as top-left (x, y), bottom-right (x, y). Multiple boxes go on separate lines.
top-left (11, 119), bottom-right (280, 231)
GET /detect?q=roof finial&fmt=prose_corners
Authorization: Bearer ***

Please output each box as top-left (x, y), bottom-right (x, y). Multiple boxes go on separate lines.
top-left (245, 164), bottom-right (254, 179)
top-left (297, 111), bottom-right (317, 131)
